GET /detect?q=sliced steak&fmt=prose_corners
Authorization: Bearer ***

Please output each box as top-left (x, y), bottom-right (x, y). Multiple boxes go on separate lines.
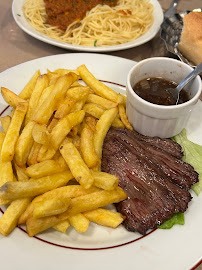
top-left (112, 127), bottom-right (183, 159)
top-left (101, 128), bottom-right (198, 235)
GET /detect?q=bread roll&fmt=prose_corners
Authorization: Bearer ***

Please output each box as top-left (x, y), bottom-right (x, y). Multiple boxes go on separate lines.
top-left (178, 12), bottom-right (202, 66)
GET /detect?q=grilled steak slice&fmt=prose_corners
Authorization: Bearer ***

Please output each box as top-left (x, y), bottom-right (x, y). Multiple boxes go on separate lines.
top-left (114, 127), bottom-right (183, 159)
top-left (101, 128), bottom-right (198, 235)
top-left (106, 128), bottom-right (198, 190)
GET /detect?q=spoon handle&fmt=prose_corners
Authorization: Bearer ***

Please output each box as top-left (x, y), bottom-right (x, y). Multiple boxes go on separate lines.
top-left (177, 63), bottom-right (202, 91)
top-left (164, 0), bottom-right (179, 18)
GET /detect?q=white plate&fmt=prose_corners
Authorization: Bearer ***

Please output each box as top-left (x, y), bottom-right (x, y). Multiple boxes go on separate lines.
top-left (12, 0), bottom-right (163, 52)
top-left (0, 53), bottom-right (201, 270)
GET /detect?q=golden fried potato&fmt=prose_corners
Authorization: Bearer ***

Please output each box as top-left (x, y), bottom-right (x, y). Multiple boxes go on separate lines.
top-left (25, 160), bottom-right (64, 178)
top-left (60, 187), bottom-right (127, 217)
top-left (60, 142), bottom-right (94, 189)
top-left (0, 161), bottom-right (14, 187)
top-left (83, 208), bottom-right (124, 228)
top-left (33, 197), bottom-right (71, 218)
top-left (69, 213), bottom-right (89, 233)
top-left (91, 171), bottom-right (118, 191)
top-left (94, 107), bottom-right (118, 158)
top-left (1, 102), bottom-right (28, 162)
top-left (32, 123), bottom-right (50, 145)
top-left (25, 74), bottom-right (49, 125)
top-left (118, 104), bottom-right (133, 130)
top-left (78, 64), bottom-right (123, 103)
top-left (0, 116), bottom-right (11, 133)
top-left (1, 87), bottom-right (27, 108)
top-left (86, 94), bottom-right (118, 109)
top-left (18, 185), bottom-right (99, 225)
top-left (14, 121), bottom-right (35, 166)
top-left (19, 70), bottom-right (40, 100)
top-left (80, 124), bottom-right (100, 168)
top-left (53, 219), bottom-right (70, 233)
top-left (0, 171), bottom-right (73, 205)
top-left (33, 73), bottom-right (78, 125)
top-left (54, 97), bottom-right (75, 119)
top-left (0, 198), bottom-right (31, 236)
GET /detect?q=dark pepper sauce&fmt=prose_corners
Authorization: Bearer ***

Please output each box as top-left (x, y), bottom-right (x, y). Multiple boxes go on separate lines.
top-left (132, 77), bottom-right (190, 106)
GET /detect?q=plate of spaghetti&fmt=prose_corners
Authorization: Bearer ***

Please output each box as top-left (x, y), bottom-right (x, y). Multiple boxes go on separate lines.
top-left (12, 0), bottom-right (163, 52)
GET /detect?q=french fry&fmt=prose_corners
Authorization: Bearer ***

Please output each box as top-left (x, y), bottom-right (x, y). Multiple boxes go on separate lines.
top-left (27, 142), bottom-right (41, 165)
top-left (83, 208), bottom-right (124, 228)
top-left (1, 102), bottom-right (28, 162)
top-left (1, 87), bottom-right (27, 108)
top-left (66, 86), bottom-right (90, 101)
top-left (47, 118), bottom-right (58, 132)
top-left (72, 135), bottom-right (81, 150)
top-left (85, 116), bottom-right (97, 132)
top-left (60, 187), bottom-right (127, 217)
top-left (32, 123), bottom-right (50, 145)
top-left (33, 73), bottom-right (78, 125)
top-left (33, 197), bottom-right (71, 218)
top-left (25, 160), bottom-right (64, 178)
top-left (0, 125), bottom-right (16, 186)
top-left (26, 187), bottom-right (126, 236)
top-left (91, 171), bottom-right (118, 191)
top-left (0, 171), bottom-right (73, 205)
top-left (54, 152), bottom-right (69, 170)
top-left (25, 74), bottom-right (49, 125)
top-left (83, 103), bottom-right (104, 119)
top-left (36, 85), bottom-right (54, 110)
top-left (18, 185), bottom-right (99, 224)
top-left (94, 107), bottom-right (118, 158)
top-left (54, 97), bottom-right (75, 119)
top-left (86, 94), bottom-right (118, 109)
top-left (69, 213), bottom-right (89, 233)
top-left (60, 142), bottom-right (94, 189)
top-left (14, 121), bottom-right (35, 166)
top-left (80, 125), bottom-right (100, 168)
top-left (14, 163), bottom-right (29, 182)
top-left (50, 110), bottom-right (85, 151)
top-left (111, 116), bottom-right (125, 128)
top-left (0, 161), bottom-right (13, 187)
top-left (0, 66), bottom-right (130, 238)
top-left (53, 219), bottom-right (70, 233)
top-left (26, 215), bottom-right (62, 237)
top-left (78, 65), bottom-right (123, 103)
top-left (0, 116), bottom-right (11, 133)
top-left (52, 69), bottom-right (79, 76)
top-left (118, 104), bottom-right (133, 130)
top-left (0, 198), bottom-right (31, 236)
top-left (19, 70), bottom-right (40, 100)
top-left (70, 97), bottom-right (87, 113)
top-left (83, 103), bottom-right (123, 128)
top-left (38, 110), bottom-right (85, 162)
top-left (0, 132), bottom-right (5, 150)
top-left (26, 211), bottom-right (88, 237)
top-left (120, 94), bottom-right (127, 107)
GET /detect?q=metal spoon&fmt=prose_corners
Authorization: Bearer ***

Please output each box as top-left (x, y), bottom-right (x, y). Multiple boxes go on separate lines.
top-left (167, 63), bottom-right (202, 104)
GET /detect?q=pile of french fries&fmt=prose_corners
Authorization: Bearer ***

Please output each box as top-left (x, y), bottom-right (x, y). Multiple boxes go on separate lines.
top-left (0, 64), bottom-right (132, 237)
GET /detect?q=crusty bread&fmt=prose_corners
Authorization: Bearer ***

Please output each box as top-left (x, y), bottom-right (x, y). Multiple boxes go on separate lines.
top-left (178, 12), bottom-right (202, 65)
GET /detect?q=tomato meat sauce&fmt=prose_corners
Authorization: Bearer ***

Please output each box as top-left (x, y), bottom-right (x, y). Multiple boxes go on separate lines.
top-left (44, 0), bottom-right (118, 31)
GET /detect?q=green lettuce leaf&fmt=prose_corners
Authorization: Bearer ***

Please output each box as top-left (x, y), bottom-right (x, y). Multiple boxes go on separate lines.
top-left (172, 129), bottom-right (202, 195)
top-left (158, 213), bottom-right (184, 229)
top-left (159, 128), bottom-right (202, 230)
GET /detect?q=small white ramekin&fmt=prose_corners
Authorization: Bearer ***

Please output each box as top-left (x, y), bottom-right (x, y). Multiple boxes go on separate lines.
top-left (126, 57), bottom-right (202, 138)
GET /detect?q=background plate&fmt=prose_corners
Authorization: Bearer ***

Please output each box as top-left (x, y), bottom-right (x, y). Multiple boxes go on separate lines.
top-left (0, 53), bottom-right (201, 270)
top-left (12, 0), bottom-right (163, 52)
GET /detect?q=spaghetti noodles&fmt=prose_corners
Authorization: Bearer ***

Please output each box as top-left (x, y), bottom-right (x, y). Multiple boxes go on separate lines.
top-left (23, 0), bottom-right (154, 47)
